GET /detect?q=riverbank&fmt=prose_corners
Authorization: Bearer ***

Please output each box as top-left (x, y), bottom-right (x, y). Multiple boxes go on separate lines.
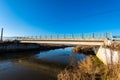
top-left (0, 40), bottom-right (71, 53)
top-left (58, 55), bottom-right (120, 80)
top-left (73, 45), bottom-right (98, 55)
top-left (58, 41), bottom-right (120, 80)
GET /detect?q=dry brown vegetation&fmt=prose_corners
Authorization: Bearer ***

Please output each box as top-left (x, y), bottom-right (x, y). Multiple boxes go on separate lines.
top-left (57, 55), bottom-right (120, 80)
top-left (73, 46), bottom-right (97, 55)
top-left (58, 41), bottom-right (120, 80)
top-left (104, 41), bottom-right (120, 51)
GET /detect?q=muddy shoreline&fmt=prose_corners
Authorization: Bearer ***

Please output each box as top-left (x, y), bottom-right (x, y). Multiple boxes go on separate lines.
top-left (73, 45), bottom-right (99, 55)
top-left (0, 41), bottom-right (71, 53)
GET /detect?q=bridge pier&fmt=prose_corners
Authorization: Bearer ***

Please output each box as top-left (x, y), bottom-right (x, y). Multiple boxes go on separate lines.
top-left (96, 46), bottom-right (119, 65)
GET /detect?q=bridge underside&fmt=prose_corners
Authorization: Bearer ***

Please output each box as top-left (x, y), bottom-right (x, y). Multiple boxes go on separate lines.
top-left (20, 41), bottom-right (104, 45)
top-left (19, 38), bottom-right (106, 46)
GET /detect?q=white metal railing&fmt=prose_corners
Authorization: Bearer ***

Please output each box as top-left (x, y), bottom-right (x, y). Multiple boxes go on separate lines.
top-left (4, 32), bottom-right (113, 41)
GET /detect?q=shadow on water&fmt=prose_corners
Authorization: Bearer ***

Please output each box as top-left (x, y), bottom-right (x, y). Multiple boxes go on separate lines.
top-left (0, 50), bottom-right (40, 60)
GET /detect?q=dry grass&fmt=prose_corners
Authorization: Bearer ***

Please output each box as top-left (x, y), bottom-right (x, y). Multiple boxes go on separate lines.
top-left (57, 55), bottom-right (120, 80)
top-left (104, 41), bottom-right (120, 51)
top-left (73, 46), bottom-right (96, 55)
top-left (58, 42), bottom-right (120, 80)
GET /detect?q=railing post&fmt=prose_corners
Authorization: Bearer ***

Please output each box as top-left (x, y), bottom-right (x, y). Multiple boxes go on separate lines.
top-left (72, 34), bottom-right (74, 39)
top-left (82, 33), bottom-right (84, 38)
top-left (106, 32), bottom-right (108, 38)
top-left (40, 35), bottom-right (41, 39)
top-left (57, 34), bottom-right (59, 39)
top-left (45, 35), bottom-right (47, 39)
top-left (31, 36), bottom-right (33, 39)
top-left (51, 35), bottom-right (52, 39)
top-left (35, 36), bottom-right (37, 39)
top-left (64, 34), bottom-right (66, 39)
top-left (1, 28), bottom-right (3, 41)
top-left (110, 32), bottom-right (113, 40)
top-left (93, 33), bottom-right (94, 38)
top-left (16, 37), bottom-right (18, 40)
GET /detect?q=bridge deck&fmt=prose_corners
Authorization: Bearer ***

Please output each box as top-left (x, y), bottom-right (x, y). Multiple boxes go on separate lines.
top-left (17, 38), bottom-right (107, 41)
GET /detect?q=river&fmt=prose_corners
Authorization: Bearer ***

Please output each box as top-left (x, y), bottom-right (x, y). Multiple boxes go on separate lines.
top-left (0, 47), bottom-right (86, 80)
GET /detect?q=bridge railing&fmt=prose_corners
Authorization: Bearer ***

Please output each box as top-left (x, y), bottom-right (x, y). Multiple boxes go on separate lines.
top-left (12, 32), bottom-right (112, 40)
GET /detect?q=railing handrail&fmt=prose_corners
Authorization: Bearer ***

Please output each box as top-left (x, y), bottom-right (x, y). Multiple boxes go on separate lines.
top-left (4, 32), bottom-right (113, 40)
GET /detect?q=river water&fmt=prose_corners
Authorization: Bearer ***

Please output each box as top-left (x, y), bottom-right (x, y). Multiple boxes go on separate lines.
top-left (0, 47), bottom-right (86, 80)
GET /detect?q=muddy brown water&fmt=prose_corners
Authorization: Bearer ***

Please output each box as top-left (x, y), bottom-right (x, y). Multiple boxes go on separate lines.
top-left (0, 47), bottom-right (86, 80)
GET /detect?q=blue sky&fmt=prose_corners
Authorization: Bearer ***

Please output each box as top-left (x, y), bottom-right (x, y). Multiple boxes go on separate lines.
top-left (0, 0), bottom-right (120, 36)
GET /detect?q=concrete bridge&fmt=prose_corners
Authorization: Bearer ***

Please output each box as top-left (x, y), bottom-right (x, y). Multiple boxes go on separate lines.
top-left (5, 32), bottom-right (120, 65)
top-left (16, 32), bottom-right (112, 46)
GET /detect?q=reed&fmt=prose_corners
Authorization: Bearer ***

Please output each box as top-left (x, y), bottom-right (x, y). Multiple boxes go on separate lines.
top-left (73, 46), bottom-right (95, 55)
top-left (57, 55), bottom-right (120, 80)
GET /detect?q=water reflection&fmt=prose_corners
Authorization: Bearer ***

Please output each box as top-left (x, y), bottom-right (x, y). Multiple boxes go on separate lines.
top-left (0, 47), bottom-right (86, 80)
top-left (0, 61), bottom-right (56, 80)
top-left (0, 51), bottom-right (40, 60)
top-left (34, 47), bottom-right (86, 64)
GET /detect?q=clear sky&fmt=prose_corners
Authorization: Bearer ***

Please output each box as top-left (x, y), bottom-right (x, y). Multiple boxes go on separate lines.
top-left (0, 0), bottom-right (120, 37)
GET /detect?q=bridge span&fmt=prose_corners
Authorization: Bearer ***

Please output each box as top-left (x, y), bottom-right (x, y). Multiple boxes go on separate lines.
top-left (18, 38), bottom-right (108, 45)
top-left (16, 32), bottom-right (112, 46)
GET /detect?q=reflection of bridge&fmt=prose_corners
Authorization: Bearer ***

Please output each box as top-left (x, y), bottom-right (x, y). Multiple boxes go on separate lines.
top-left (16, 32), bottom-right (112, 46)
